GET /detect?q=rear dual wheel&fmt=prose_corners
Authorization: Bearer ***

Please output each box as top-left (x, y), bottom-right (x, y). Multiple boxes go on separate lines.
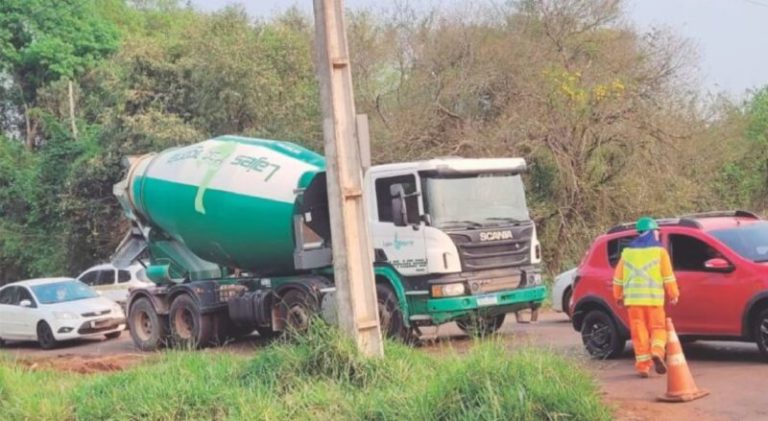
top-left (128, 297), bottom-right (168, 351)
top-left (169, 294), bottom-right (214, 348)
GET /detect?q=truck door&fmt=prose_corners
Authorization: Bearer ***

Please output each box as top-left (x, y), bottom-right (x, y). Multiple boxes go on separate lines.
top-left (371, 174), bottom-right (428, 275)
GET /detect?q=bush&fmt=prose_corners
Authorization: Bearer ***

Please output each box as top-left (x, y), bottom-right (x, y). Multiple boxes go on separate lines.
top-left (0, 324), bottom-right (611, 421)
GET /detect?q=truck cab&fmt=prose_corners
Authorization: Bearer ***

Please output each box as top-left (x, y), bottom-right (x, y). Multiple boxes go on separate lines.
top-left (361, 158), bottom-right (546, 334)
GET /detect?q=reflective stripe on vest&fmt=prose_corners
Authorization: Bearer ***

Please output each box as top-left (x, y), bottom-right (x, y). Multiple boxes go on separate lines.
top-left (620, 247), bottom-right (666, 306)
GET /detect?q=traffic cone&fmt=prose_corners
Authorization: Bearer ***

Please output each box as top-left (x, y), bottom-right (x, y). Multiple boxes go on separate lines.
top-left (658, 318), bottom-right (709, 402)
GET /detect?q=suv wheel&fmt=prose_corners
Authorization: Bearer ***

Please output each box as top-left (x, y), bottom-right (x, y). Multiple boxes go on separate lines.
top-left (581, 310), bottom-right (623, 359)
top-left (562, 287), bottom-right (573, 318)
top-left (754, 308), bottom-right (768, 360)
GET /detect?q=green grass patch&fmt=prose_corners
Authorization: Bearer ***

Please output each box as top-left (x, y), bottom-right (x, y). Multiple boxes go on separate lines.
top-left (0, 324), bottom-right (612, 420)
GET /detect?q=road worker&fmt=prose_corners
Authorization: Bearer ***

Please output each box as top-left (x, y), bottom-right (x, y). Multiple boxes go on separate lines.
top-left (613, 217), bottom-right (679, 378)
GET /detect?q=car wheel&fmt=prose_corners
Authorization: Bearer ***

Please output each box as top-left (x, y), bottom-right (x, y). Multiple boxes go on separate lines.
top-left (754, 308), bottom-right (768, 361)
top-left (0, 337), bottom-right (5, 347)
top-left (128, 297), bottom-right (168, 351)
top-left (456, 314), bottom-right (506, 337)
top-left (37, 321), bottom-right (58, 350)
top-left (581, 310), bottom-right (624, 359)
top-left (562, 287), bottom-right (573, 318)
top-left (105, 331), bottom-right (122, 340)
top-left (169, 294), bottom-right (214, 348)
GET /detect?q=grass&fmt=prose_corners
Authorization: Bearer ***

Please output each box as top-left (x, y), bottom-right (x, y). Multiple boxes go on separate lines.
top-left (0, 323), bottom-right (612, 421)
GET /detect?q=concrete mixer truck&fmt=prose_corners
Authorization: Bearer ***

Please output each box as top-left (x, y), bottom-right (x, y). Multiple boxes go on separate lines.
top-left (112, 135), bottom-right (546, 350)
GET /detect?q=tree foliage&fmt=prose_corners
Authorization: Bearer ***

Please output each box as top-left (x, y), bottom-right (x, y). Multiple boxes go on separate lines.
top-left (0, 0), bottom-right (765, 281)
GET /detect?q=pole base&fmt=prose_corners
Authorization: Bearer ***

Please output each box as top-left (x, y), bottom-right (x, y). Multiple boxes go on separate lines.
top-left (658, 389), bottom-right (709, 403)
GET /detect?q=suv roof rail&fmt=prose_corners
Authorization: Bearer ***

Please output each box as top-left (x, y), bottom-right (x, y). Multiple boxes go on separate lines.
top-left (681, 210), bottom-right (760, 220)
top-left (606, 218), bottom-right (701, 235)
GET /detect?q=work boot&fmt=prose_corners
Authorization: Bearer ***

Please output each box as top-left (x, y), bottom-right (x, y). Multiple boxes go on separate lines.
top-left (652, 354), bottom-right (667, 375)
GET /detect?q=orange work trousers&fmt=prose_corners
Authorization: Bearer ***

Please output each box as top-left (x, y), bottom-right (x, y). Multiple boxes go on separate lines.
top-left (627, 306), bottom-right (666, 373)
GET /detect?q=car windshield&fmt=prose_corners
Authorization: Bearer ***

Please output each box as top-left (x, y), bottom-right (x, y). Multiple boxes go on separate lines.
top-left (422, 173), bottom-right (530, 229)
top-left (31, 280), bottom-right (99, 304)
top-left (710, 222), bottom-right (768, 262)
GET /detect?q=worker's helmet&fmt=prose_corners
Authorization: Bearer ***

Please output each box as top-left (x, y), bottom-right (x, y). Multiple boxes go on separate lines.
top-left (636, 216), bottom-right (659, 233)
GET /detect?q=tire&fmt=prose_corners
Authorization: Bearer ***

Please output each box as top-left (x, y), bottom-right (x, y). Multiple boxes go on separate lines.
top-left (376, 284), bottom-right (410, 341)
top-left (277, 289), bottom-right (317, 334)
top-left (169, 294), bottom-right (214, 348)
top-left (456, 314), bottom-right (506, 337)
top-left (581, 310), bottom-right (624, 359)
top-left (105, 331), bottom-right (122, 340)
top-left (754, 308), bottom-right (768, 361)
top-left (37, 321), bottom-right (57, 350)
top-left (0, 337), bottom-right (5, 347)
top-left (128, 297), bottom-right (168, 351)
top-left (562, 287), bottom-right (573, 318)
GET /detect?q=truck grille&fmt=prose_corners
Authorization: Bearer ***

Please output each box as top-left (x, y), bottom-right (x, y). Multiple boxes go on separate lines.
top-left (451, 236), bottom-right (531, 271)
top-left (467, 275), bottom-right (523, 294)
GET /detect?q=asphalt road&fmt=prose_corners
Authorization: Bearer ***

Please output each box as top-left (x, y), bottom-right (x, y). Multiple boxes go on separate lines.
top-left (2, 311), bottom-right (767, 420)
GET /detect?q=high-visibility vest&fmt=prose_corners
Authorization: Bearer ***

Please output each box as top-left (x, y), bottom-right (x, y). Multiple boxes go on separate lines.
top-left (618, 247), bottom-right (666, 306)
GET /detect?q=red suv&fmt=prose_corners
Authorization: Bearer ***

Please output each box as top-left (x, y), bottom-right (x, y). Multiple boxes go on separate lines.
top-left (571, 211), bottom-right (768, 360)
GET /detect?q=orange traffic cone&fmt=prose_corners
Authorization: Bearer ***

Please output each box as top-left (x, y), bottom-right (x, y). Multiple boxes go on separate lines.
top-left (658, 318), bottom-right (709, 402)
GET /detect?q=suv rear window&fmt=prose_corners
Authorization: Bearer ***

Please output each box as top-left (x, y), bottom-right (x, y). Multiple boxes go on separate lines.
top-left (607, 236), bottom-right (637, 267)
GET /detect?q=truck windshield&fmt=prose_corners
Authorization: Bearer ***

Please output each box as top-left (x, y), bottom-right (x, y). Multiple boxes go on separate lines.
top-left (423, 173), bottom-right (530, 229)
top-left (710, 222), bottom-right (768, 262)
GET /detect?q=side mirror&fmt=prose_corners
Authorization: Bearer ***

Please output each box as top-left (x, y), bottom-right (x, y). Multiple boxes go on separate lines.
top-left (19, 299), bottom-right (32, 308)
top-left (704, 257), bottom-right (734, 273)
top-left (390, 184), bottom-right (408, 227)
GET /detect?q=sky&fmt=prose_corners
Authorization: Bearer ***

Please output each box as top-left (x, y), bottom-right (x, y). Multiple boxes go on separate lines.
top-left (188, 0), bottom-right (768, 97)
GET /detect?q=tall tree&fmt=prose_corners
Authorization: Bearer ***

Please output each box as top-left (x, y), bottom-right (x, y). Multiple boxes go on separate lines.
top-left (0, 0), bottom-right (119, 148)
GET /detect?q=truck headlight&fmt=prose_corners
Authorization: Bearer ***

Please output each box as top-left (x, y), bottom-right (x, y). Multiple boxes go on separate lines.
top-left (528, 273), bottom-right (542, 285)
top-left (432, 283), bottom-right (466, 297)
top-left (53, 311), bottom-right (78, 320)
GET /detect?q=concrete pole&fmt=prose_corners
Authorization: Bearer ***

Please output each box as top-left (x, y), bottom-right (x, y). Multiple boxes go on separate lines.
top-left (312, 0), bottom-right (384, 356)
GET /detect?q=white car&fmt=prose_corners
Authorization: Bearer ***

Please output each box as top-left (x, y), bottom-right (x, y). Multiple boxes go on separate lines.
top-left (0, 278), bottom-right (126, 349)
top-left (550, 268), bottom-right (577, 318)
top-left (77, 263), bottom-right (153, 305)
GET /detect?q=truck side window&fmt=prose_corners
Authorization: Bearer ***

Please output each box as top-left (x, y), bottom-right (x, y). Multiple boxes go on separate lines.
top-left (607, 235), bottom-right (637, 267)
top-left (375, 175), bottom-right (420, 223)
top-left (669, 234), bottom-right (723, 272)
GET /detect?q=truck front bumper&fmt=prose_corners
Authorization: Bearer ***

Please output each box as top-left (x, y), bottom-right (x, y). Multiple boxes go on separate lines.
top-left (421, 285), bottom-right (547, 325)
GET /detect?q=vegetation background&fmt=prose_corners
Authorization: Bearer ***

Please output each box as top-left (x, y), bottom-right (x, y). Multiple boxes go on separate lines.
top-left (1, 0), bottom-right (767, 282)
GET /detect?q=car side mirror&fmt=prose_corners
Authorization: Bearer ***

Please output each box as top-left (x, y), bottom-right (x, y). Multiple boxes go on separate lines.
top-left (704, 257), bottom-right (734, 273)
top-left (19, 299), bottom-right (32, 308)
top-left (390, 184), bottom-right (408, 227)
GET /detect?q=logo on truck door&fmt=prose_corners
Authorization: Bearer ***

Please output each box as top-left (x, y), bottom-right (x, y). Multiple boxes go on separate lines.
top-left (479, 230), bottom-right (514, 242)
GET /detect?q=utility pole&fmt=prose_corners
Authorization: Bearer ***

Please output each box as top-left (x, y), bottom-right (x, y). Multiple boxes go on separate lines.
top-left (313, 0), bottom-right (383, 357)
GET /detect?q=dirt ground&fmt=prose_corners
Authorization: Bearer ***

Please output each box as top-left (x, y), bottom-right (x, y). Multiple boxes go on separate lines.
top-left (2, 311), bottom-right (766, 420)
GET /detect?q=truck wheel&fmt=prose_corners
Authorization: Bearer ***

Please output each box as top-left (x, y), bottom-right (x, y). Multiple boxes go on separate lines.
top-left (129, 297), bottom-right (168, 351)
top-left (376, 284), bottom-right (409, 341)
top-left (456, 314), bottom-right (506, 337)
top-left (754, 308), bottom-right (768, 361)
top-left (581, 310), bottom-right (624, 359)
top-left (169, 294), bottom-right (214, 348)
top-left (37, 321), bottom-right (58, 350)
top-left (278, 289), bottom-right (316, 333)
